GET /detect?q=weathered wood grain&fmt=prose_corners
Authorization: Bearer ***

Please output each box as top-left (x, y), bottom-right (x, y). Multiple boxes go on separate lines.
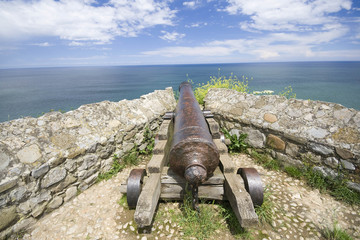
top-left (213, 139), bottom-right (228, 154)
top-left (134, 173), bottom-right (161, 228)
top-left (219, 154), bottom-right (236, 173)
top-left (147, 155), bottom-right (166, 174)
top-left (206, 118), bottom-right (221, 139)
top-left (224, 172), bottom-right (258, 227)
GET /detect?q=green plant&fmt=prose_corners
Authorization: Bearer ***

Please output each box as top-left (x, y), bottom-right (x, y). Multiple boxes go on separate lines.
top-left (139, 127), bottom-right (155, 155)
top-left (322, 221), bottom-right (353, 240)
top-left (223, 129), bottom-right (248, 153)
top-left (173, 189), bottom-right (228, 240)
top-left (219, 202), bottom-right (252, 239)
top-left (118, 194), bottom-right (128, 209)
top-left (282, 164), bottom-right (360, 205)
top-left (255, 186), bottom-right (274, 225)
top-left (284, 166), bottom-right (303, 179)
top-left (250, 150), bottom-right (281, 171)
top-left (278, 86), bottom-right (296, 99)
top-left (193, 72), bottom-right (250, 105)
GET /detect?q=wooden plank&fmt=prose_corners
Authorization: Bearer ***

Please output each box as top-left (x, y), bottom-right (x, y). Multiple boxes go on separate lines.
top-left (206, 118), bottom-right (221, 139)
top-left (147, 154), bottom-right (166, 174)
top-left (219, 154), bottom-right (236, 173)
top-left (134, 173), bottom-right (161, 228)
top-left (157, 120), bottom-right (171, 140)
top-left (153, 140), bottom-right (167, 154)
top-left (161, 167), bottom-right (224, 185)
top-left (224, 173), bottom-right (258, 228)
top-left (160, 184), bottom-right (224, 200)
top-left (213, 139), bottom-right (228, 154)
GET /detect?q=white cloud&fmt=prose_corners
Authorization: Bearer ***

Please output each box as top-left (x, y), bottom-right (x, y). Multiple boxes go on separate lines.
top-left (144, 26), bottom-right (349, 60)
top-left (224, 0), bottom-right (352, 31)
top-left (159, 31), bottom-right (185, 42)
top-left (183, 1), bottom-right (201, 9)
top-left (0, 0), bottom-right (176, 44)
top-left (185, 22), bottom-right (208, 28)
top-left (31, 42), bottom-right (53, 47)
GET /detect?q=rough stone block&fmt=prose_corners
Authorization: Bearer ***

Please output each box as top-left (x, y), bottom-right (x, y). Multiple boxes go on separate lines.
top-left (31, 163), bottom-right (49, 178)
top-left (12, 217), bottom-right (36, 233)
top-left (0, 177), bottom-right (18, 194)
top-left (242, 127), bottom-right (265, 149)
top-left (308, 143), bottom-right (333, 156)
top-left (263, 113), bottom-right (277, 123)
top-left (285, 142), bottom-right (299, 157)
top-left (266, 134), bottom-right (285, 151)
top-left (48, 196), bottom-right (63, 209)
top-left (324, 157), bottom-right (339, 169)
top-left (64, 186), bottom-right (78, 202)
top-left (9, 186), bottom-right (27, 202)
top-left (31, 202), bottom-right (48, 218)
top-left (0, 206), bottom-right (18, 231)
top-left (41, 167), bottom-right (67, 188)
top-left (340, 160), bottom-right (355, 171)
top-left (0, 151), bottom-right (10, 171)
top-left (16, 144), bottom-right (42, 164)
top-left (335, 147), bottom-right (353, 160)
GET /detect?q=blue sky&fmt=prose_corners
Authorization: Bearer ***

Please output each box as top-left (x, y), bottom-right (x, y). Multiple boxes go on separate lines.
top-left (0, 0), bottom-right (360, 68)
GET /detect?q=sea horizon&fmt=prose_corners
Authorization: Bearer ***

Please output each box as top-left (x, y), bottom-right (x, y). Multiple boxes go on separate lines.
top-left (1, 61), bottom-right (359, 123)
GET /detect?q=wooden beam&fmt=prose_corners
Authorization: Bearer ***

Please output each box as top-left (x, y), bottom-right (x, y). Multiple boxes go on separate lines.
top-left (206, 118), bottom-right (221, 139)
top-left (219, 154), bottom-right (236, 173)
top-left (147, 155), bottom-right (166, 174)
top-left (134, 173), bottom-right (161, 228)
top-left (213, 139), bottom-right (228, 154)
top-left (224, 173), bottom-right (258, 228)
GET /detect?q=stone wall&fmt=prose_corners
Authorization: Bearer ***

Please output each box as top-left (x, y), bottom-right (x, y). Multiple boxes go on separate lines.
top-left (0, 88), bottom-right (176, 238)
top-left (204, 88), bottom-right (360, 191)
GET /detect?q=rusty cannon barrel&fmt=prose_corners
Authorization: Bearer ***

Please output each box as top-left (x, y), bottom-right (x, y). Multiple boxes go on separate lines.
top-left (169, 82), bottom-right (219, 187)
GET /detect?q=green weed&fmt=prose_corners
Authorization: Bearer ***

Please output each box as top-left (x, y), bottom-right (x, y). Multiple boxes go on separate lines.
top-left (139, 127), bottom-right (155, 155)
top-left (223, 129), bottom-right (248, 153)
top-left (255, 187), bottom-right (274, 225)
top-left (250, 150), bottom-right (281, 171)
top-left (284, 166), bottom-right (303, 179)
top-left (278, 86), bottom-right (296, 99)
top-left (117, 194), bottom-right (128, 209)
top-left (322, 221), bottom-right (353, 240)
top-left (193, 72), bottom-right (250, 105)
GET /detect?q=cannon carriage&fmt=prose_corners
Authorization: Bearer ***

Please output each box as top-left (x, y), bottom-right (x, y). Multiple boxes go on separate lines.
top-left (120, 82), bottom-right (264, 229)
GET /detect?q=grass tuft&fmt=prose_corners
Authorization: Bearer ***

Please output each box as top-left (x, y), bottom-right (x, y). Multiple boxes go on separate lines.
top-left (255, 186), bottom-right (274, 225)
top-left (322, 221), bottom-right (353, 240)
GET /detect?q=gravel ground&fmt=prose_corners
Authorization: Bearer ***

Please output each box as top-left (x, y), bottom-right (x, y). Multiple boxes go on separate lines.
top-left (22, 154), bottom-right (360, 240)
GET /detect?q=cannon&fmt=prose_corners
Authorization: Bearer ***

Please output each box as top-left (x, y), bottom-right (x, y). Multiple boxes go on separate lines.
top-left (121, 82), bottom-right (263, 229)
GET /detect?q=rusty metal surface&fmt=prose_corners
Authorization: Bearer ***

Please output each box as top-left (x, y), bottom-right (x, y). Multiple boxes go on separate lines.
top-left (238, 168), bottom-right (264, 206)
top-left (169, 82), bottom-right (220, 187)
top-left (127, 168), bottom-right (147, 209)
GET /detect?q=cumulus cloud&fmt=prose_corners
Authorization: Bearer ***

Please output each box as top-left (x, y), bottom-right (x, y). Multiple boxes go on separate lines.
top-left (183, 1), bottom-right (201, 9)
top-left (159, 31), bottom-right (185, 42)
top-left (224, 0), bottom-right (352, 31)
top-left (0, 0), bottom-right (176, 44)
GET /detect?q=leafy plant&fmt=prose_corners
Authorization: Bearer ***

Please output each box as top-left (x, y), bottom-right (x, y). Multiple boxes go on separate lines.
top-left (278, 86), bottom-right (296, 99)
top-left (223, 129), bottom-right (248, 153)
top-left (193, 72), bottom-right (250, 105)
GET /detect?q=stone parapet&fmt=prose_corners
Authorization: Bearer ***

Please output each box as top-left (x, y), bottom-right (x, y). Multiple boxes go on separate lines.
top-left (0, 88), bottom-right (176, 238)
top-left (204, 88), bottom-right (360, 188)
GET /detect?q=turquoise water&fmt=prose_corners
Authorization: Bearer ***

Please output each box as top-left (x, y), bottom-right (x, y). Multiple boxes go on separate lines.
top-left (0, 62), bottom-right (359, 122)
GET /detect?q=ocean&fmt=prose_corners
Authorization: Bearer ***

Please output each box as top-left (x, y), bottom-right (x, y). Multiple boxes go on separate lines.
top-left (0, 62), bottom-right (359, 123)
